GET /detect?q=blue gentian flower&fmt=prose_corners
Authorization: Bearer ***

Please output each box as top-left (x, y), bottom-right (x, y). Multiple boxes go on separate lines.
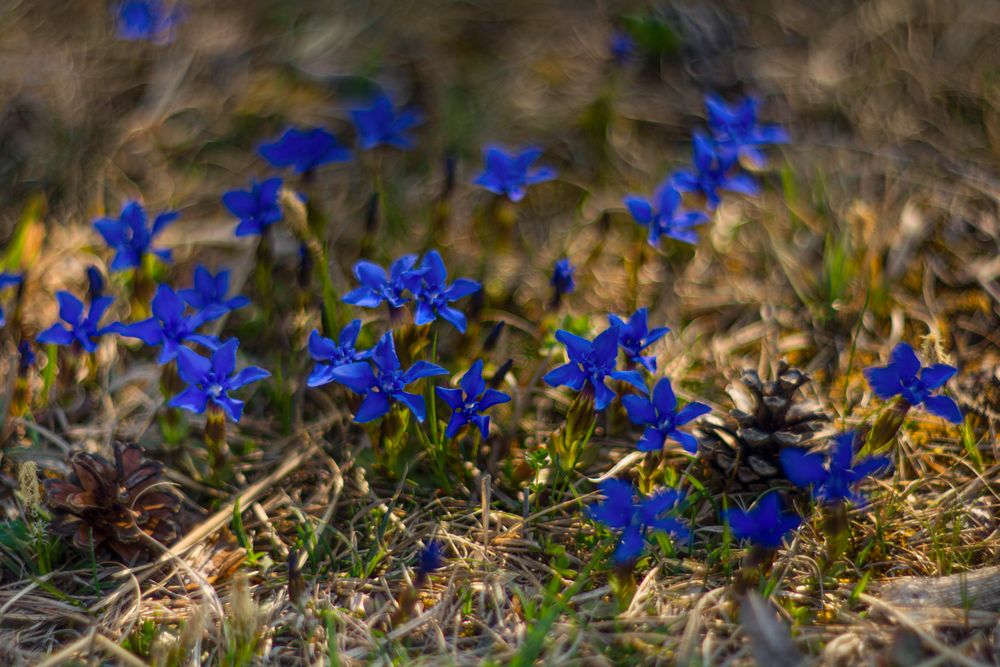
top-left (417, 540), bottom-right (445, 578)
top-left (780, 431), bottom-right (891, 506)
top-left (343, 255), bottom-right (417, 309)
top-left (542, 326), bottom-right (647, 411)
top-left (607, 308), bottom-right (670, 372)
top-left (327, 331), bottom-right (447, 423)
top-left (624, 182), bottom-right (711, 247)
top-left (724, 492), bottom-right (802, 549)
top-left (0, 272), bottom-right (23, 327)
top-left (863, 343), bottom-right (962, 423)
top-left (586, 479), bottom-right (688, 565)
top-left (36, 292), bottom-right (116, 353)
top-left (436, 359), bottom-right (511, 439)
top-left (18, 340), bottom-right (35, 373)
top-left (115, 0), bottom-right (177, 43)
top-left (258, 127), bottom-right (351, 174)
top-left (671, 133), bottom-right (759, 210)
top-left (86, 266), bottom-right (105, 301)
top-left (404, 250), bottom-right (481, 333)
top-left (179, 266), bottom-right (250, 314)
top-left (705, 94), bottom-right (788, 166)
top-left (622, 377), bottom-right (710, 453)
top-left (114, 284), bottom-right (223, 363)
top-left (306, 320), bottom-right (372, 388)
top-left (169, 339), bottom-right (270, 422)
top-left (551, 258), bottom-right (576, 296)
top-left (351, 94), bottom-right (421, 150)
top-left (473, 146), bottom-right (556, 202)
top-left (223, 178), bottom-right (284, 237)
top-left (609, 29), bottom-right (637, 65)
top-left (93, 202), bottom-right (178, 272)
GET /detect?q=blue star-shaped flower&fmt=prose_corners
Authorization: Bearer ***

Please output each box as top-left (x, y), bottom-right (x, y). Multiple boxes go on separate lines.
top-left (169, 339), bottom-right (270, 423)
top-left (0, 272), bottom-right (23, 327)
top-left (343, 255), bottom-right (417, 309)
top-left (705, 94), bottom-right (788, 166)
top-left (473, 146), bottom-right (556, 202)
top-left (863, 343), bottom-right (962, 423)
top-left (780, 431), bottom-right (892, 506)
top-left (93, 202), bottom-right (178, 272)
top-left (258, 127), bottom-right (351, 175)
top-left (404, 250), bottom-right (481, 333)
top-left (36, 292), bottom-right (116, 353)
top-left (671, 133), bottom-right (759, 210)
top-left (223, 178), bottom-right (284, 237)
top-left (178, 266), bottom-right (250, 314)
top-left (351, 94), bottom-right (421, 150)
top-left (113, 284), bottom-right (223, 364)
top-left (114, 0), bottom-right (177, 43)
top-left (724, 492), bottom-right (802, 549)
top-left (587, 479), bottom-right (688, 565)
top-left (550, 258), bottom-right (576, 296)
top-left (436, 359), bottom-right (511, 439)
top-left (624, 182), bottom-right (710, 247)
top-left (542, 326), bottom-right (647, 411)
top-left (305, 319), bottom-right (372, 388)
top-left (326, 331), bottom-right (447, 423)
top-left (621, 377), bottom-right (710, 454)
top-left (607, 308), bottom-right (670, 372)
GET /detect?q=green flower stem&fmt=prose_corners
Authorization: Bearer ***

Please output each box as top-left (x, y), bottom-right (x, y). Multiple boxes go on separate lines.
top-left (205, 403), bottom-right (228, 480)
top-left (863, 397), bottom-right (911, 455)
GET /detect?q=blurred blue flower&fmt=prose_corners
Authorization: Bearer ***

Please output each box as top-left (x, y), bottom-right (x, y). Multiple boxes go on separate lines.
top-left (351, 94), bottom-right (421, 150)
top-left (622, 377), bottom-right (710, 453)
top-left (169, 339), bottom-right (270, 423)
top-left (724, 491), bottom-right (801, 549)
top-left (609, 29), bottom-right (637, 65)
top-left (624, 182), bottom-right (710, 247)
top-left (586, 479), bottom-right (688, 565)
top-left (223, 178), bottom-right (284, 237)
top-left (780, 431), bottom-right (891, 506)
top-left (327, 331), bottom-right (447, 423)
top-left (607, 308), bottom-right (669, 372)
top-left (551, 258), bottom-right (576, 296)
top-left (36, 292), bottom-right (116, 353)
top-left (179, 266), bottom-right (250, 314)
top-left (115, 0), bottom-right (177, 43)
top-left (343, 255), bottom-right (417, 309)
top-left (404, 250), bottom-right (481, 333)
top-left (543, 326), bottom-right (647, 411)
top-left (863, 343), bottom-right (962, 423)
top-left (86, 266), bottom-right (105, 301)
top-left (436, 359), bottom-right (511, 439)
top-left (259, 127), bottom-right (351, 174)
top-left (671, 133), bottom-right (759, 210)
top-left (18, 340), bottom-right (35, 373)
top-left (306, 319), bottom-right (372, 388)
top-left (93, 202), bottom-right (178, 272)
top-left (0, 272), bottom-right (23, 327)
top-left (114, 284), bottom-right (223, 364)
top-left (473, 146), bottom-right (556, 202)
top-left (417, 540), bottom-right (445, 579)
top-left (705, 94), bottom-right (788, 166)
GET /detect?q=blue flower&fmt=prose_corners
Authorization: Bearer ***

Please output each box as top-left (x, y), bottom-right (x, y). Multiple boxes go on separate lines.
top-left (705, 94), bottom-right (788, 166)
top-left (863, 343), bottom-right (962, 423)
top-left (326, 331), bottom-right (447, 423)
top-left (306, 320), bottom-right (372, 388)
top-left (343, 255), bottom-right (417, 309)
top-left (551, 258), bottom-right (576, 296)
top-left (93, 202), bottom-right (178, 272)
top-left (417, 540), bottom-right (445, 578)
top-left (607, 308), bottom-right (670, 372)
top-left (36, 292), bottom-right (116, 353)
top-left (18, 340), bottom-right (35, 373)
top-left (473, 146), bottom-right (556, 202)
top-left (780, 431), bottom-right (891, 506)
top-left (622, 377), bottom-right (710, 453)
top-left (624, 182), bottom-right (710, 247)
top-left (114, 284), bottom-right (223, 364)
top-left (169, 339), bottom-right (270, 423)
top-left (0, 272), bottom-right (23, 327)
top-left (724, 491), bottom-right (801, 549)
top-left (258, 127), bottom-right (351, 174)
top-left (586, 479), bottom-right (688, 565)
top-left (179, 266), bottom-right (250, 314)
top-left (404, 250), bottom-right (481, 333)
top-left (671, 133), bottom-right (759, 210)
top-left (436, 360), bottom-right (511, 439)
top-left (609, 29), bottom-right (637, 65)
top-left (351, 94), bottom-right (421, 151)
top-left (542, 326), bottom-right (647, 411)
top-left (223, 178), bottom-right (284, 237)
top-left (114, 0), bottom-right (177, 43)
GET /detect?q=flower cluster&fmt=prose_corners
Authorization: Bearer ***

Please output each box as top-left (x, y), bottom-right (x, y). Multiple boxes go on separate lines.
top-left (587, 479), bottom-right (688, 564)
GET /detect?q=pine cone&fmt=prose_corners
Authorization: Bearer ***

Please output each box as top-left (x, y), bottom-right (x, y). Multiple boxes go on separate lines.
top-left (44, 443), bottom-right (181, 563)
